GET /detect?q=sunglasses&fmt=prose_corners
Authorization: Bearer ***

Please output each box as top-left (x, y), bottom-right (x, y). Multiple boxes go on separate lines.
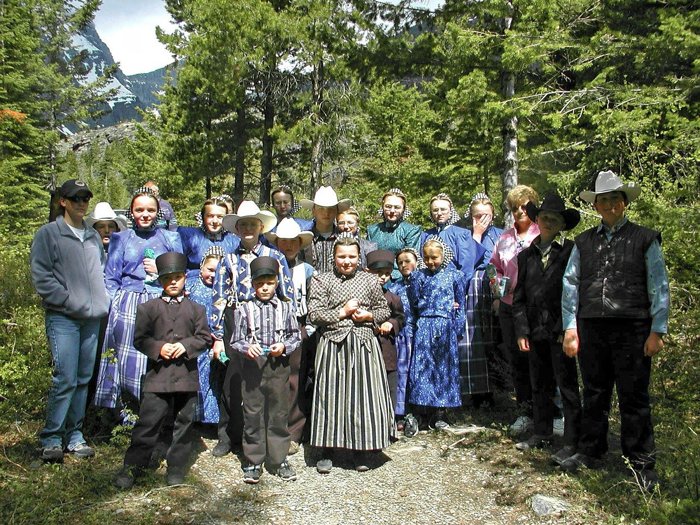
top-left (66, 195), bottom-right (91, 203)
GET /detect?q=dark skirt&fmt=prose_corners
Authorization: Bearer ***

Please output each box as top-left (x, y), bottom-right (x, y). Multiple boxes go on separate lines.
top-left (310, 332), bottom-right (396, 450)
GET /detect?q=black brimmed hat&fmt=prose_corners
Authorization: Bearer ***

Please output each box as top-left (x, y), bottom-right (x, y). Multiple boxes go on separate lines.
top-left (525, 194), bottom-right (581, 231)
top-left (250, 256), bottom-right (279, 280)
top-left (156, 252), bottom-right (187, 277)
top-left (366, 250), bottom-right (395, 271)
top-left (59, 179), bottom-right (93, 198)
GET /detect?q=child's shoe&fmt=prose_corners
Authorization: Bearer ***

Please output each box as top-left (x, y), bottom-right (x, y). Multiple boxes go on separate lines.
top-left (275, 460), bottom-right (297, 481)
top-left (113, 466), bottom-right (141, 489)
top-left (403, 414), bottom-right (419, 438)
top-left (166, 469), bottom-right (185, 486)
top-left (243, 464), bottom-right (262, 484)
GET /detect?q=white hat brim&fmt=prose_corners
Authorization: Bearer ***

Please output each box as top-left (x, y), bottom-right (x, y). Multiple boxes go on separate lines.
top-left (223, 211), bottom-right (277, 234)
top-left (265, 230), bottom-right (314, 249)
top-left (86, 215), bottom-right (128, 231)
top-left (580, 184), bottom-right (641, 204)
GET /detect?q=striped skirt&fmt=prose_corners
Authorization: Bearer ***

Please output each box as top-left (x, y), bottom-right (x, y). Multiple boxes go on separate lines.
top-left (310, 333), bottom-right (396, 450)
top-left (458, 269), bottom-right (497, 397)
top-left (93, 289), bottom-right (159, 409)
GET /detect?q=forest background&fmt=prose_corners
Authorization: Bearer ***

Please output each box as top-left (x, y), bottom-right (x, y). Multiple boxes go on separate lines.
top-left (0, 1), bottom-right (698, 523)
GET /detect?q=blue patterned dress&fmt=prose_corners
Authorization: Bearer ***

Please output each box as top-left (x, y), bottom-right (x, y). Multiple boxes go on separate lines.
top-left (388, 277), bottom-right (414, 416)
top-left (94, 227), bottom-right (183, 409)
top-left (186, 276), bottom-right (220, 423)
top-left (178, 226), bottom-right (239, 279)
top-left (407, 267), bottom-right (468, 408)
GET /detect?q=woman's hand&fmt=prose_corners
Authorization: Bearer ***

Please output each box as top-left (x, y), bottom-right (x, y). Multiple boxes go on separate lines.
top-left (143, 257), bottom-right (157, 274)
top-left (351, 307), bottom-right (373, 323)
top-left (517, 337), bottom-right (530, 352)
top-left (472, 213), bottom-right (491, 241)
top-left (341, 298), bottom-right (360, 319)
top-left (378, 321), bottom-right (393, 335)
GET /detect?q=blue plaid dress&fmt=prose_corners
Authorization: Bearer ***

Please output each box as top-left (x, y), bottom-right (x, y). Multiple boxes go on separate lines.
top-left (93, 228), bottom-right (182, 410)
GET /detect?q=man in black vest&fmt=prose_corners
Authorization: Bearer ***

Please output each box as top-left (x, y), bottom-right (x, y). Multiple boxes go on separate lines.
top-left (560, 170), bottom-right (669, 491)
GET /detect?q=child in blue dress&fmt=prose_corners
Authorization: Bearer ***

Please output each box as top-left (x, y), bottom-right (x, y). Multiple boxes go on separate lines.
top-left (388, 248), bottom-right (420, 431)
top-left (186, 246), bottom-right (226, 427)
top-left (408, 237), bottom-right (468, 429)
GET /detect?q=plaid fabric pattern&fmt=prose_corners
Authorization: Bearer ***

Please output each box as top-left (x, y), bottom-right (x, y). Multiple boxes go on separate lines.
top-left (94, 289), bottom-right (159, 408)
top-left (458, 269), bottom-right (497, 396)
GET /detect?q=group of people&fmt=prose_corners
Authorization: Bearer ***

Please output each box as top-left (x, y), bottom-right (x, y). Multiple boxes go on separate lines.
top-left (29, 170), bottom-right (669, 491)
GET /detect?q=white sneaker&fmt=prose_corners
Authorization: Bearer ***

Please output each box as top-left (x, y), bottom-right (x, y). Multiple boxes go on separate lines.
top-left (509, 415), bottom-right (534, 435)
top-left (553, 417), bottom-right (565, 437)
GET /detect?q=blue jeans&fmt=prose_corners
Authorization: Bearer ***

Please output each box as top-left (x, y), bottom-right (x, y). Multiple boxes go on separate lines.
top-left (41, 311), bottom-right (100, 449)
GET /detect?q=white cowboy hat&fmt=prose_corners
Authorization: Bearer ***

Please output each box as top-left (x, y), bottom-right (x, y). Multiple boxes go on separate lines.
top-left (299, 186), bottom-right (353, 212)
top-left (265, 218), bottom-right (314, 249)
top-left (86, 202), bottom-right (127, 231)
top-left (222, 200), bottom-right (277, 233)
top-left (579, 170), bottom-right (642, 204)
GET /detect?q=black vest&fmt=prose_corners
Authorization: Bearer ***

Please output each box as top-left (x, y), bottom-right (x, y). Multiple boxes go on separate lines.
top-left (576, 220), bottom-right (660, 319)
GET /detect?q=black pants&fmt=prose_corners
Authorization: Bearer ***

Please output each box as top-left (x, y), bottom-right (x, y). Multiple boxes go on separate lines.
top-left (578, 318), bottom-right (656, 470)
top-left (219, 307), bottom-right (244, 447)
top-left (124, 391), bottom-right (197, 474)
top-left (241, 356), bottom-right (291, 467)
top-left (528, 338), bottom-right (581, 446)
top-left (498, 302), bottom-right (532, 414)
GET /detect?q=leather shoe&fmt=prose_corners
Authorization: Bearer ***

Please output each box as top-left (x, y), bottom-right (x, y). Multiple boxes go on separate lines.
top-left (560, 452), bottom-right (601, 473)
top-left (211, 441), bottom-right (231, 457)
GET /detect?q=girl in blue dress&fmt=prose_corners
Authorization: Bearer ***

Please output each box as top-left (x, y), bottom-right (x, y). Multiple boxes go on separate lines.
top-left (94, 188), bottom-right (183, 418)
top-left (408, 237), bottom-right (468, 429)
top-left (186, 246), bottom-right (226, 425)
top-left (388, 248), bottom-right (420, 429)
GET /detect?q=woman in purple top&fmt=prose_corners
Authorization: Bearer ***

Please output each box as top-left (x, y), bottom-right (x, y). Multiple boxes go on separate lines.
top-left (93, 188), bottom-right (183, 417)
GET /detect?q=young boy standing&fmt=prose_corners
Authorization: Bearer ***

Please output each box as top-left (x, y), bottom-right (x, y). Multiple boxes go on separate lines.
top-left (366, 250), bottom-right (405, 417)
top-left (114, 252), bottom-right (212, 488)
top-left (512, 194), bottom-right (582, 464)
top-left (231, 256), bottom-right (301, 484)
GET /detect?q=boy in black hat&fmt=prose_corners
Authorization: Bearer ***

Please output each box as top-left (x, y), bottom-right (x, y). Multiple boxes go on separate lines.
top-left (512, 194), bottom-right (582, 464)
top-left (366, 250), bottom-right (405, 423)
top-left (230, 256), bottom-right (301, 484)
top-left (114, 252), bottom-right (212, 489)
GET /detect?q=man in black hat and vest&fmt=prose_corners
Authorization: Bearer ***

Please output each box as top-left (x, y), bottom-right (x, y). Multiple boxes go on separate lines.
top-left (560, 170), bottom-right (670, 491)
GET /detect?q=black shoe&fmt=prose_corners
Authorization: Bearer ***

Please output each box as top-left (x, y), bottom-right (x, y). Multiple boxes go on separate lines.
top-left (211, 441), bottom-right (231, 457)
top-left (515, 434), bottom-right (553, 451)
top-left (560, 452), bottom-right (601, 473)
top-left (429, 410), bottom-right (450, 430)
top-left (354, 451), bottom-right (371, 472)
top-left (550, 445), bottom-right (577, 466)
top-left (114, 467), bottom-right (139, 489)
top-left (633, 468), bottom-right (659, 492)
top-left (41, 445), bottom-right (64, 463)
top-left (166, 470), bottom-right (185, 486)
top-left (243, 464), bottom-right (262, 484)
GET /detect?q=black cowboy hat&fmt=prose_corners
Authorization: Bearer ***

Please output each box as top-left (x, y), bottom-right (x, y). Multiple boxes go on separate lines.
top-left (526, 193), bottom-right (581, 231)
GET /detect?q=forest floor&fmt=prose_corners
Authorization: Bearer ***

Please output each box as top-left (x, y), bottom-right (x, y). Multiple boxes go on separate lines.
top-left (1, 393), bottom-right (656, 525)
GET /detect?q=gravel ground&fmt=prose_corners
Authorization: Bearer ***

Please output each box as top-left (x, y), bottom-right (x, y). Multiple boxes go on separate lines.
top-left (156, 422), bottom-right (607, 525)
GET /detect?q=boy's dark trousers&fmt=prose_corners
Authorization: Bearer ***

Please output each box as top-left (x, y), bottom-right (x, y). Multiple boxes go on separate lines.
top-left (219, 307), bottom-right (244, 449)
top-left (577, 318), bottom-right (656, 470)
top-left (241, 356), bottom-right (291, 467)
top-left (528, 338), bottom-right (581, 445)
top-left (123, 391), bottom-right (197, 474)
top-left (499, 302), bottom-right (533, 414)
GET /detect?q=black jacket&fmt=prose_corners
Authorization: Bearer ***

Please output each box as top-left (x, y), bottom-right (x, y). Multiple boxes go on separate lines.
top-left (133, 296), bottom-right (212, 393)
top-left (513, 237), bottom-right (574, 342)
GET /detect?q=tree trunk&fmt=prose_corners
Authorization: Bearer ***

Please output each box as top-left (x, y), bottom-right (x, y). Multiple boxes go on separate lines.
top-left (501, 2), bottom-right (518, 228)
top-left (309, 59), bottom-right (325, 196)
top-left (233, 106), bottom-right (246, 205)
top-left (260, 86), bottom-right (274, 206)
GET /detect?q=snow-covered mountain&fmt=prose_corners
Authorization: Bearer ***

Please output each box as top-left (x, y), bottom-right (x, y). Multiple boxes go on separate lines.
top-left (68, 20), bottom-right (171, 129)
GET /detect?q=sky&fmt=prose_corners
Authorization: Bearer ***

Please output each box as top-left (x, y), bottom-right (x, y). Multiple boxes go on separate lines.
top-left (94, 0), bottom-right (445, 76)
top-left (94, 0), bottom-right (175, 75)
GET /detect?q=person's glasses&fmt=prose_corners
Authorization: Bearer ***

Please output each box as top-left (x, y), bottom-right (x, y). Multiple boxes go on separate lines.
top-left (66, 195), bottom-right (91, 203)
